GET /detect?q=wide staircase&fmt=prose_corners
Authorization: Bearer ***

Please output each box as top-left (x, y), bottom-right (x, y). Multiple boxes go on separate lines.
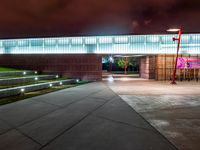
top-left (0, 68), bottom-right (76, 99)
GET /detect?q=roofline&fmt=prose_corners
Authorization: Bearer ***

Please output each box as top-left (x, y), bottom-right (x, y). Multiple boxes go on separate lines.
top-left (1, 32), bottom-right (200, 40)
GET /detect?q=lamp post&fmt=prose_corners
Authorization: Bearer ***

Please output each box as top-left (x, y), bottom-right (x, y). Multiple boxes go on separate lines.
top-left (167, 28), bottom-right (182, 84)
top-left (124, 57), bottom-right (128, 75)
top-left (109, 56), bottom-right (114, 72)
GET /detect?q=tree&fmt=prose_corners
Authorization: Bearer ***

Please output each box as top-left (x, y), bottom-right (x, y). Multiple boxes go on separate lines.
top-left (115, 57), bottom-right (139, 73)
top-left (117, 58), bottom-right (127, 69)
top-left (115, 57), bottom-right (128, 74)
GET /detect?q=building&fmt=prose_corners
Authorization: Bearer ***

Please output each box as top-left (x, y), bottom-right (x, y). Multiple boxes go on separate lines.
top-left (0, 34), bottom-right (200, 80)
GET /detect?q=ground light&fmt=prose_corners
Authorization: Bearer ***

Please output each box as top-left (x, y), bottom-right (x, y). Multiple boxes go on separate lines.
top-left (59, 82), bottom-right (63, 85)
top-left (35, 71), bottom-right (38, 74)
top-left (76, 79), bottom-right (80, 83)
top-left (35, 77), bottom-right (38, 81)
top-left (167, 28), bottom-right (182, 84)
top-left (23, 72), bottom-right (26, 75)
top-left (56, 75), bottom-right (59, 78)
top-left (49, 84), bottom-right (53, 87)
top-left (20, 88), bottom-right (25, 93)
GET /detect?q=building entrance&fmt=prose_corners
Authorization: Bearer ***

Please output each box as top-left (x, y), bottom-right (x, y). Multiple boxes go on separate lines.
top-left (102, 54), bottom-right (141, 80)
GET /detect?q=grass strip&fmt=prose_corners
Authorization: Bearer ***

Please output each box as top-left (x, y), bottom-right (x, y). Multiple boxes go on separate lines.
top-left (0, 67), bottom-right (22, 72)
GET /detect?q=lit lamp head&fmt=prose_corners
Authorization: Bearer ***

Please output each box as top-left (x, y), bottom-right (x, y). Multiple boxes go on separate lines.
top-left (167, 28), bottom-right (181, 32)
top-left (109, 56), bottom-right (114, 63)
top-left (167, 28), bottom-right (182, 41)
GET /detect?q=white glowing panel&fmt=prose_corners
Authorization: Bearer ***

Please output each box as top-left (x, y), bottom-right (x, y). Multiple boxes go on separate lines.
top-left (99, 36), bottom-right (113, 44)
top-left (0, 34), bottom-right (200, 54)
top-left (85, 37), bottom-right (97, 44)
top-left (114, 36), bottom-right (129, 43)
top-left (18, 40), bottom-right (29, 47)
top-left (71, 38), bottom-right (83, 45)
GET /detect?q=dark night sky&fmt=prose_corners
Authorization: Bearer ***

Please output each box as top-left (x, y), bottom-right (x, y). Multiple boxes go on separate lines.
top-left (0, 0), bottom-right (200, 38)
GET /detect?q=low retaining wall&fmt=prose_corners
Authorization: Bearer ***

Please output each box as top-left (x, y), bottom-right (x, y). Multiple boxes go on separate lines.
top-left (0, 75), bottom-right (57, 86)
top-left (0, 79), bottom-right (76, 98)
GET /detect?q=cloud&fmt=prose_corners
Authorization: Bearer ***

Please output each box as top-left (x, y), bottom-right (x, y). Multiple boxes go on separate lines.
top-left (0, 0), bottom-right (199, 37)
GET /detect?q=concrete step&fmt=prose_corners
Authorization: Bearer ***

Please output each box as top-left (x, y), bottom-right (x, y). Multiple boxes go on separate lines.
top-left (102, 74), bottom-right (140, 78)
top-left (0, 79), bottom-right (76, 98)
top-left (0, 75), bottom-right (59, 86)
top-left (0, 71), bottom-right (36, 77)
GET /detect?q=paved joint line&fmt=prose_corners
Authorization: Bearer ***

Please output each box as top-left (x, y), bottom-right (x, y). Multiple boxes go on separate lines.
top-left (119, 99), bottom-right (179, 150)
top-left (104, 85), bottom-right (179, 150)
top-left (33, 99), bottom-right (63, 109)
top-left (0, 83), bottom-right (115, 147)
top-left (97, 114), bottom-right (159, 133)
top-left (0, 86), bottom-right (107, 136)
top-left (88, 96), bottom-right (115, 101)
top-left (0, 118), bottom-right (42, 147)
top-left (15, 128), bottom-right (42, 147)
top-left (39, 96), bottom-right (113, 150)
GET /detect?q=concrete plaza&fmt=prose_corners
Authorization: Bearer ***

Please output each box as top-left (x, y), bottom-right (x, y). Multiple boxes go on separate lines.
top-left (106, 79), bottom-right (200, 150)
top-left (0, 82), bottom-right (177, 150)
top-left (0, 79), bottom-right (199, 150)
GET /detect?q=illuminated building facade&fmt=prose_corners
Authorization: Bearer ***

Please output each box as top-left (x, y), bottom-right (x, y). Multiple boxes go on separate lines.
top-left (0, 34), bottom-right (200, 80)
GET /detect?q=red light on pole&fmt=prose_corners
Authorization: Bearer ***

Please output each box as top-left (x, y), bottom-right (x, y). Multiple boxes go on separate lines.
top-left (167, 28), bottom-right (182, 84)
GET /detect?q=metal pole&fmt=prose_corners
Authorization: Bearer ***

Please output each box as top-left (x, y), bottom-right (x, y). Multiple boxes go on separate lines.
top-left (171, 29), bottom-right (182, 84)
top-left (124, 57), bottom-right (128, 75)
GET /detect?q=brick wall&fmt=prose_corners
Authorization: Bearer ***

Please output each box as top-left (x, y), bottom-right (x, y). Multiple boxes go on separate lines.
top-left (140, 56), bottom-right (156, 79)
top-left (0, 54), bottom-right (102, 81)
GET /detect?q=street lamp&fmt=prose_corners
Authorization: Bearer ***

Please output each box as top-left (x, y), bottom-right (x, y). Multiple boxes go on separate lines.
top-left (167, 28), bottom-right (182, 84)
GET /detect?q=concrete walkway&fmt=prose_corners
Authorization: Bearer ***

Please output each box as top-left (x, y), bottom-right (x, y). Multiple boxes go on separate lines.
top-left (0, 82), bottom-right (176, 150)
top-left (106, 79), bottom-right (200, 150)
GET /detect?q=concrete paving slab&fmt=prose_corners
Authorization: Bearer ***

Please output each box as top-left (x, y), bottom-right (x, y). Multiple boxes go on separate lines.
top-left (0, 119), bottom-right (11, 134)
top-left (0, 129), bottom-right (40, 150)
top-left (94, 96), bottom-right (155, 131)
top-left (41, 115), bottom-right (176, 150)
top-left (107, 80), bottom-right (200, 95)
top-left (18, 98), bottom-right (108, 145)
top-left (140, 107), bottom-right (200, 150)
top-left (32, 92), bottom-right (86, 107)
top-left (120, 95), bottom-right (200, 113)
top-left (0, 100), bottom-right (58, 127)
top-left (118, 94), bottom-right (200, 150)
top-left (106, 80), bottom-right (200, 150)
top-left (89, 88), bottom-right (117, 100)
top-left (32, 82), bottom-right (107, 107)
top-left (0, 81), bottom-right (179, 150)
